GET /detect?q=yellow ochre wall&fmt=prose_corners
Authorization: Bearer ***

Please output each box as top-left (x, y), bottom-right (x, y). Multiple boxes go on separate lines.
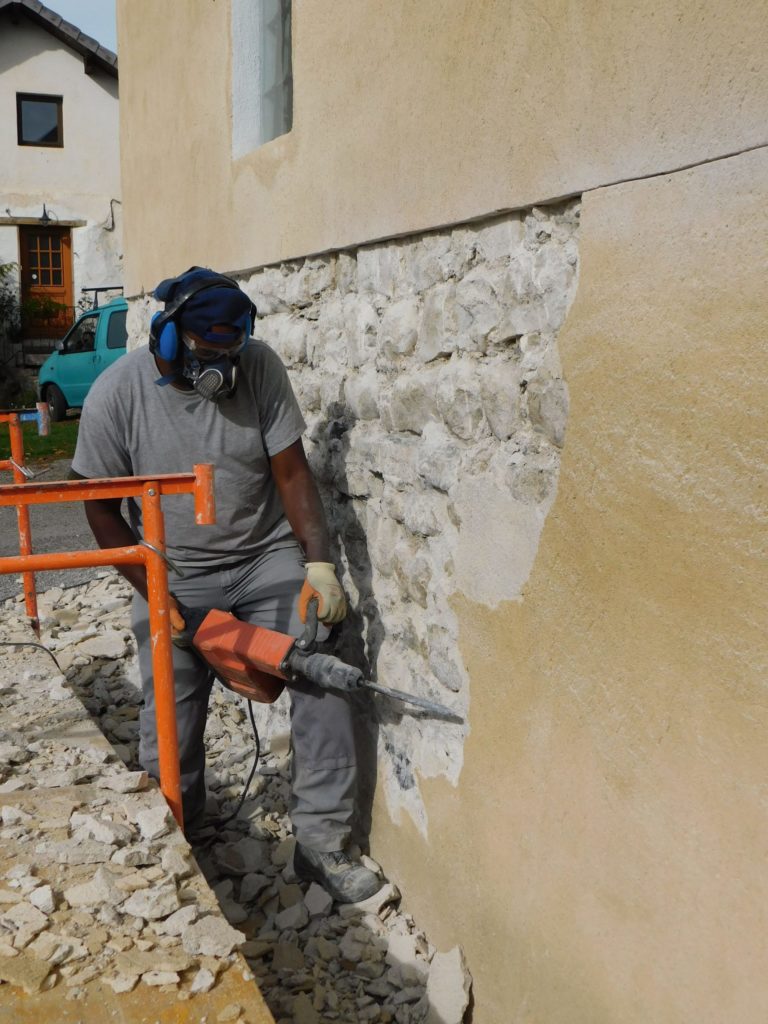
top-left (372, 147), bottom-right (768, 1021)
top-left (116, 1), bottom-right (768, 1020)
top-left (117, 0), bottom-right (767, 294)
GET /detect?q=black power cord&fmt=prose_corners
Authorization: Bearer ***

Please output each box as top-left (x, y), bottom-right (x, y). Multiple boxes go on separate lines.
top-left (0, 640), bottom-right (62, 672)
top-left (216, 698), bottom-right (262, 828)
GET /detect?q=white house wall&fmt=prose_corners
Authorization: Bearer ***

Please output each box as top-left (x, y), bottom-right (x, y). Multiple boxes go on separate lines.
top-left (0, 15), bottom-right (121, 304)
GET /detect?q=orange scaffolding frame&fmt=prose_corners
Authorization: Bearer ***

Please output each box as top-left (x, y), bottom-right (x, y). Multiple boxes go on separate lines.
top-left (0, 466), bottom-right (216, 830)
top-left (0, 404), bottom-right (50, 635)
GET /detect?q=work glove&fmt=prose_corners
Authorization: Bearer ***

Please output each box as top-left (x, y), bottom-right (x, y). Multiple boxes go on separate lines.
top-left (299, 562), bottom-right (347, 625)
top-left (169, 594), bottom-right (186, 637)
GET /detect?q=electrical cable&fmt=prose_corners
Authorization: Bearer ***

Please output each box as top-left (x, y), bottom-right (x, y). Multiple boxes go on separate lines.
top-left (216, 698), bottom-right (262, 828)
top-left (0, 640), bottom-right (62, 672)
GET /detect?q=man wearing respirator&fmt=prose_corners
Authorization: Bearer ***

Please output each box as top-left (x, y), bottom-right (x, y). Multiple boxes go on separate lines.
top-left (71, 266), bottom-right (383, 903)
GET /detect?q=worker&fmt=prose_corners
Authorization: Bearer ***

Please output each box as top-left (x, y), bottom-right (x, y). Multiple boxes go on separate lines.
top-left (70, 266), bottom-right (383, 903)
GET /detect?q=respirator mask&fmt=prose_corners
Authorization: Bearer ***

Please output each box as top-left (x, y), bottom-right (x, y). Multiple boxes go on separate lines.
top-left (180, 330), bottom-right (247, 402)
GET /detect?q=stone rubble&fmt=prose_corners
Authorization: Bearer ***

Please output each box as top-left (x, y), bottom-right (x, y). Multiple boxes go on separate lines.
top-left (0, 571), bottom-right (473, 1021)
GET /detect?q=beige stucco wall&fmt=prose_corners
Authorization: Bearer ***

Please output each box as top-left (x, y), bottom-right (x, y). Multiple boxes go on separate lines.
top-left (117, 0), bottom-right (768, 294)
top-left (372, 147), bottom-right (768, 1022)
top-left (115, 2), bottom-right (768, 1019)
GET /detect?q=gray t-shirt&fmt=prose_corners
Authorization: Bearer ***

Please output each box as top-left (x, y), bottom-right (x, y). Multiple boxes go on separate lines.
top-left (72, 340), bottom-right (306, 568)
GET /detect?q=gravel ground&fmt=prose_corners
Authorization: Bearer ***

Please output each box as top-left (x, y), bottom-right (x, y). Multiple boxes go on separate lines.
top-left (0, 458), bottom-right (101, 601)
top-left (0, 575), bottom-right (472, 1023)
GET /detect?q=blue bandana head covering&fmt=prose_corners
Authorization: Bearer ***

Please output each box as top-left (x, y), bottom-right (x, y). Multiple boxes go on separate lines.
top-left (154, 266), bottom-right (253, 344)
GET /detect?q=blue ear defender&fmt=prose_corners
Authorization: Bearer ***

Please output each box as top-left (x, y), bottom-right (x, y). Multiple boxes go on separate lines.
top-left (149, 312), bottom-right (181, 361)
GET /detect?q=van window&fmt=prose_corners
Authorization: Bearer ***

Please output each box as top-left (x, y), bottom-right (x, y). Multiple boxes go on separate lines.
top-left (106, 309), bottom-right (128, 349)
top-left (63, 315), bottom-right (97, 353)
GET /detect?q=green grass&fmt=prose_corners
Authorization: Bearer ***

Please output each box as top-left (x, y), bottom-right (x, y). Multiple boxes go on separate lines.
top-left (0, 416), bottom-right (79, 465)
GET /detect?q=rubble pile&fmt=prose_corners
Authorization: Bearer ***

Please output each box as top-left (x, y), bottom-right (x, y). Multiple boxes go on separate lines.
top-left (0, 573), bottom-right (471, 1023)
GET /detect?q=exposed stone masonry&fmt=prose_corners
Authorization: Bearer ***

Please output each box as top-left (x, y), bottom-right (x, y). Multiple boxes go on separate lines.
top-left (129, 201), bottom-right (580, 833)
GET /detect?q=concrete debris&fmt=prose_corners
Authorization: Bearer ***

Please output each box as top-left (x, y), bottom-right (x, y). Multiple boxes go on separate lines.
top-left (142, 969), bottom-right (180, 987)
top-left (1, 900), bottom-right (49, 936)
top-left (1, 805), bottom-right (33, 825)
top-left (28, 884), bottom-right (56, 915)
top-left (155, 903), bottom-right (199, 936)
top-left (135, 804), bottom-right (172, 841)
top-left (272, 941), bottom-right (305, 972)
top-left (0, 572), bottom-right (473, 1020)
top-left (121, 882), bottom-right (182, 920)
top-left (0, 952), bottom-right (51, 993)
top-left (97, 770), bottom-right (149, 793)
top-left (181, 915), bottom-right (246, 958)
top-left (425, 946), bottom-right (473, 1024)
top-left (274, 899), bottom-right (310, 932)
top-left (70, 812), bottom-right (134, 846)
top-left (190, 965), bottom-right (217, 994)
top-left (63, 866), bottom-right (124, 908)
top-left (104, 973), bottom-right (139, 993)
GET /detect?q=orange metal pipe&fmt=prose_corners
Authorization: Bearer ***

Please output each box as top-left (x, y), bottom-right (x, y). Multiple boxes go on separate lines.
top-left (0, 470), bottom-right (216, 507)
top-left (0, 464), bottom-right (216, 833)
top-left (0, 547), bottom-right (145, 575)
top-left (141, 481), bottom-right (183, 829)
top-left (7, 414), bottom-right (39, 635)
top-left (193, 462), bottom-right (216, 525)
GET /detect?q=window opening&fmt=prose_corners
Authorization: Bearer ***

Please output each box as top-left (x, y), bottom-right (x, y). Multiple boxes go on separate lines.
top-left (232, 0), bottom-right (292, 156)
top-left (17, 94), bottom-right (63, 147)
top-left (27, 233), bottom-right (65, 287)
top-left (106, 310), bottom-right (128, 349)
top-left (63, 316), bottom-right (97, 354)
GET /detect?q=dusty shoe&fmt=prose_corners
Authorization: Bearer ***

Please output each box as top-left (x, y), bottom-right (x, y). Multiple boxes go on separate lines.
top-left (294, 843), bottom-right (383, 904)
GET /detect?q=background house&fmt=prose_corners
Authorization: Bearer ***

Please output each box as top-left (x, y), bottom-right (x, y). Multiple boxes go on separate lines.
top-left (0, 0), bottom-right (122, 367)
top-left (116, 1), bottom-right (768, 1021)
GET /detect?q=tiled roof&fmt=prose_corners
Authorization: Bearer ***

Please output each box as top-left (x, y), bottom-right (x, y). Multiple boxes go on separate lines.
top-left (0, 0), bottom-right (118, 77)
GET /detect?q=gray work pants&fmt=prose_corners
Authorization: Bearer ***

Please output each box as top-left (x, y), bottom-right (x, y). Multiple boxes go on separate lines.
top-left (131, 543), bottom-right (357, 852)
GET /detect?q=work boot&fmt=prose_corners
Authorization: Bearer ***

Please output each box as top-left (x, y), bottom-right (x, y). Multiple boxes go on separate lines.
top-left (293, 843), bottom-right (383, 904)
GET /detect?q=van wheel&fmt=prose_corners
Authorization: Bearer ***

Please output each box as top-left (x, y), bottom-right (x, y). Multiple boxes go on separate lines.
top-left (45, 385), bottom-right (67, 422)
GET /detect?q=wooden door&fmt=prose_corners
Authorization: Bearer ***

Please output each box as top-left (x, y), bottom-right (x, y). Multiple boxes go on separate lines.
top-left (19, 226), bottom-right (73, 339)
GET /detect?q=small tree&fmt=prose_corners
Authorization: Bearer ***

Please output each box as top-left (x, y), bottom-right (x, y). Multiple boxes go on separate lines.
top-left (0, 262), bottom-right (21, 344)
top-left (0, 263), bottom-right (24, 407)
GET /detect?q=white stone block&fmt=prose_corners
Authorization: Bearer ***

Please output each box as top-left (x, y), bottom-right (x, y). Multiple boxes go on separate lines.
top-left (357, 243), bottom-right (399, 297)
top-left (416, 283), bottom-right (460, 363)
top-left (378, 297), bottom-right (420, 360)
top-left (479, 358), bottom-right (523, 440)
top-left (436, 358), bottom-right (487, 441)
top-left (344, 367), bottom-right (381, 421)
top-left (381, 369), bottom-right (440, 435)
top-left (343, 294), bottom-right (380, 368)
top-left (527, 374), bottom-right (569, 448)
top-left (415, 422), bottom-right (463, 492)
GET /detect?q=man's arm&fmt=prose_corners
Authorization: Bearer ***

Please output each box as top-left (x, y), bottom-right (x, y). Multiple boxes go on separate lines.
top-left (269, 439), bottom-right (331, 562)
top-left (84, 497), bottom-right (149, 599)
top-left (70, 469), bottom-right (184, 630)
top-left (270, 439), bottom-right (346, 623)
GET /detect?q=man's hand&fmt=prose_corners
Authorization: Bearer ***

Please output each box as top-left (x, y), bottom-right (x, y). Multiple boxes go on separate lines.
top-left (169, 595), bottom-right (186, 636)
top-left (300, 562), bottom-right (347, 624)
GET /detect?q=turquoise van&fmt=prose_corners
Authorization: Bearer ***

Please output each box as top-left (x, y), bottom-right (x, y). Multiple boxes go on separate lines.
top-left (37, 298), bottom-right (128, 420)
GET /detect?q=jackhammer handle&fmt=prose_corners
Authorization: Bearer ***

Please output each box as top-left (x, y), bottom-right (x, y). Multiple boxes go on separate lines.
top-left (296, 597), bottom-right (319, 651)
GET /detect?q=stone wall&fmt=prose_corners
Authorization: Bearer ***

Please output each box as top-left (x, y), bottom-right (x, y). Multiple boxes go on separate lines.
top-left (128, 200), bottom-right (580, 834)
